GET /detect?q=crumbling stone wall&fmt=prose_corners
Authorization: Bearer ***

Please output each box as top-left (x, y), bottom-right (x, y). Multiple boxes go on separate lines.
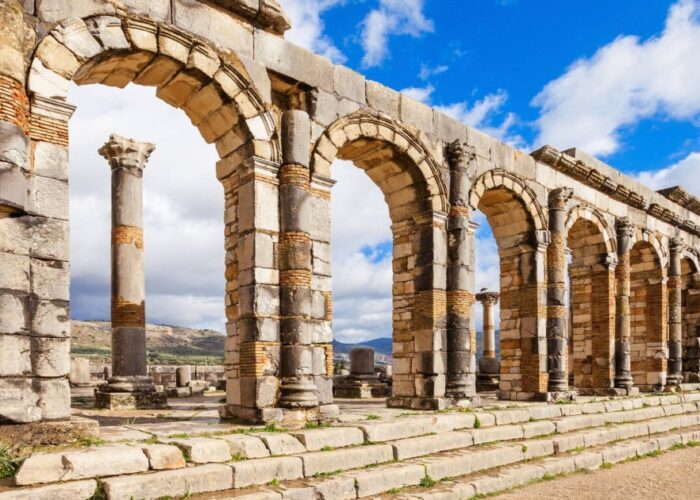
top-left (2, 0), bottom-right (700, 423)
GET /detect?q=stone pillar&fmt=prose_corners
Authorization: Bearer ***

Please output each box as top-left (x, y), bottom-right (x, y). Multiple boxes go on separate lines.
top-left (547, 188), bottom-right (573, 393)
top-left (476, 291), bottom-right (500, 391)
top-left (667, 238), bottom-right (684, 386)
top-left (278, 110), bottom-right (318, 409)
top-left (350, 347), bottom-right (375, 378)
top-left (176, 366), bottom-right (192, 388)
top-left (334, 347), bottom-right (388, 398)
top-left (95, 134), bottom-right (165, 410)
top-left (445, 140), bottom-right (478, 402)
top-left (615, 217), bottom-right (635, 390)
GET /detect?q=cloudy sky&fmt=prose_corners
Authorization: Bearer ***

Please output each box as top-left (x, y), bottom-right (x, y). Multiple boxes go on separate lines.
top-left (69, 0), bottom-right (700, 342)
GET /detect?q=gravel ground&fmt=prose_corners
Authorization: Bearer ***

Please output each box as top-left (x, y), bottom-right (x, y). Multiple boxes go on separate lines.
top-left (495, 446), bottom-right (700, 499)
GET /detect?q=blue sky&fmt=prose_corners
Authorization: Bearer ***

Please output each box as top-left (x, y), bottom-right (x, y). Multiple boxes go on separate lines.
top-left (68, 0), bottom-right (700, 343)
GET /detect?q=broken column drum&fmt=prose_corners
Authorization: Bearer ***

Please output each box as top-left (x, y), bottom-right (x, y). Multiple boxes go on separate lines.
top-left (335, 347), bottom-right (389, 398)
top-left (95, 134), bottom-right (166, 410)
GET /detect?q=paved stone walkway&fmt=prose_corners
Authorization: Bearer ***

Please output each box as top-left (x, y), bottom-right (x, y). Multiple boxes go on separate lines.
top-left (495, 445), bottom-right (700, 499)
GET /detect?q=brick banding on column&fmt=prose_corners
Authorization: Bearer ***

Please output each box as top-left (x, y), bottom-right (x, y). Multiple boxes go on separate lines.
top-left (112, 226), bottom-right (144, 250)
top-left (0, 75), bottom-right (29, 133)
top-left (111, 298), bottom-right (146, 328)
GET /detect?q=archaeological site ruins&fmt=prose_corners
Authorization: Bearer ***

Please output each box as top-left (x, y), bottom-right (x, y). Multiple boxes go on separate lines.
top-left (2, 0), bottom-right (700, 498)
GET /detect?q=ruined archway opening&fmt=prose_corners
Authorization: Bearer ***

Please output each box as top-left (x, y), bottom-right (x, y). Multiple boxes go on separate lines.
top-left (679, 258), bottom-right (700, 382)
top-left (629, 241), bottom-right (667, 389)
top-left (477, 187), bottom-right (538, 397)
top-left (566, 218), bottom-right (615, 391)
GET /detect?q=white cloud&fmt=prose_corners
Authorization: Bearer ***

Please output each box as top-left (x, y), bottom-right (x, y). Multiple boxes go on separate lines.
top-left (361, 0), bottom-right (434, 68)
top-left (278, 0), bottom-right (346, 62)
top-left (419, 63), bottom-right (449, 80)
top-left (533, 0), bottom-right (700, 156)
top-left (636, 151), bottom-right (700, 196)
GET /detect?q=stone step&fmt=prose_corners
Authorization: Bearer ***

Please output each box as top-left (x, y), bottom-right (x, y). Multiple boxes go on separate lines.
top-left (394, 427), bottom-right (700, 499)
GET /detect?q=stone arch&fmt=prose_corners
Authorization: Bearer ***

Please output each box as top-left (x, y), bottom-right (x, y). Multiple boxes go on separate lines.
top-left (680, 253), bottom-right (700, 381)
top-left (629, 239), bottom-right (668, 389)
top-left (27, 15), bottom-right (279, 166)
top-left (310, 111), bottom-right (449, 405)
top-left (311, 111), bottom-right (448, 219)
top-left (565, 206), bottom-right (616, 390)
top-left (468, 170), bottom-right (548, 397)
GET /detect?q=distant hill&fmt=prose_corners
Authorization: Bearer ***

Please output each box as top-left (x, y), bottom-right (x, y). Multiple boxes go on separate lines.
top-left (70, 320), bottom-right (225, 365)
top-left (333, 338), bottom-right (392, 356)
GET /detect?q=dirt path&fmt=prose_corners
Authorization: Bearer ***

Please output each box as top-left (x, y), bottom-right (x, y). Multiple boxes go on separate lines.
top-left (495, 446), bottom-right (700, 500)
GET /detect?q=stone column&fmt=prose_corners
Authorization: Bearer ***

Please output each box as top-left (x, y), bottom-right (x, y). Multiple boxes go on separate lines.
top-left (667, 238), bottom-right (684, 386)
top-left (445, 140), bottom-right (478, 401)
top-left (335, 347), bottom-right (388, 398)
top-left (96, 134), bottom-right (165, 409)
top-left (547, 188), bottom-right (573, 393)
top-left (476, 291), bottom-right (500, 390)
top-left (615, 217), bottom-right (635, 390)
top-left (278, 110), bottom-right (318, 409)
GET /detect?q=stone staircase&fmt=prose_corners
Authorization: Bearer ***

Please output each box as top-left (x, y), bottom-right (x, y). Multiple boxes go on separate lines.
top-left (3, 393), bottom-right (700, 499)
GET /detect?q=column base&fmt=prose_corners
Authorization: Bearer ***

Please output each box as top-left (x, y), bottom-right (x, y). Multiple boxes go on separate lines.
top-left (577, 387), bottom-right (639, 397)
top-left (94, 391), bottom-right (168, 410)
top-left (219, 404), bottom-right (339, 428)
top-left (0, 417), bottom-right (99, 454)
top-left (497, 390), bottom-right (578, 402)
top-left (476, 373), bottom-right (500, 392)
top-left (386, 395), bottom-right (481, 411)
top-left (334, 378), bottom-right (389, 399)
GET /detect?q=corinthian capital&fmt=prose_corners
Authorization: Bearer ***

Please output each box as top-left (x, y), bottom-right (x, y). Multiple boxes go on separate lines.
top-left (99, 134), bottom-right (156, 171)
top-left (445, 140), bottom-right (476, 171)
top-left (548, 187), bottom-right (574, 209)
top-left (670, 237), bottom-right (685, 255)
top-left (615, 217), bottom-right (635, 238)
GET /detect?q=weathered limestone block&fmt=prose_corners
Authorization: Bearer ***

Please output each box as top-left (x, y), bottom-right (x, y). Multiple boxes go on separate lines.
top-left (27, 217), bottom-right (70, 262)
top-left (257, 433), bottom-right (305, 455)
top-left (0, 122), bottom-right (28, 170)
top-left (0, 378), bottom-right (40, 423)
top-left (51, 18), bottom-right (102, 62)
top-left (14, 452), bottom-right (66, 485)
top-left (36, 0), bottom-right (115, 22)
top-left (61, 445), bottom-right (150, 481)
top-left (0, 217), bottom-right (29, 256)
top-left (231, 456), bottom-right (303, 488)
top-left (32, 142), bottom-right (68, 181)
top-left (0, 480), bottom-right (97, 500)
top-left (31, 337), bottom-right (70, 377)
top-left (164, 437), bottom-right (232, 463)
top-left (0, 165), bottom-right (28, 213)
top-left (300, 444), bottom-right (393, 476)
top-left (30, 299), bottom-right (69, 337)
top-left (390, 431), bottom-right (473, 460)
top-left (347, 463), bottom-right (425, 498)
top-left (0, 293), bottom-right (27, 335)
top-left (313, 477), bottom-right (357, 500)
top-left (119, 0), bottom-right (171, 21)
top-left (28, 59), bottom-right (69, 100)
top-left (102, 464), bottom-right (234, 500)
top-left (173, 0), bottom-right (254, 57)
top-left (141, 444), bottom-right (187, 470)
top-left (27, 176), bottom-right (69, 221)
top-left (366, 80), bottom-right (400, 119)
top-left (69, 357), bottom-right (91, 386)
top-left (0, 0), bottom-right (27, 83)
top-left (36, 378), bottom-right (70, 420)
top-left (218, 434), bottom-right (270, 459)
top-left (29, 260), bottom-right (68, 301)
top-left (289, 427), bottom-right (365, 452)
top-left (0, 334), bottom-right (31, 376)
top-left (0, 252), bottom-right (29, 292)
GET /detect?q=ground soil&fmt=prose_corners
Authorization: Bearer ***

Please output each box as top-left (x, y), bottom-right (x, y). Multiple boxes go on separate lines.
top-left (495, 446), bottom-right (700, 499)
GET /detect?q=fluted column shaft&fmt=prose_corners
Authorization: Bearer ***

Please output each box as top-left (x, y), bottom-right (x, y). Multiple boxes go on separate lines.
top-left (547, 188), bottom-right (573, 392)
top-left (615, 217), bottom-right (635, 389)
top-left (278, 110), bottom-right (318, 408)
top-left (668, 238), bottom-right (684, 386)
top-left (99, 134), bottom-right (155, 379)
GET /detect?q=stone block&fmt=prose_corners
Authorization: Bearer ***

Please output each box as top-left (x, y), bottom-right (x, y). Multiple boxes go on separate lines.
top-left (390, 431), bottom-right (473, 460)
top-left (400, 94), bottom-right (434, 134)
top-left (36, 0), bottom-right (115, 22)
top-left (30, 299), bottom-right (69, 337)
top-left (313, 476), bottom-right (357, 500)
top-left (300, 444), bottom-right (393, 476)
top-left (0, 293), bottom-right (28, 335)
top-left (30, 260), bottom-right (68, 301)
top-left (334, 64), bottom-right (365, 104)
top-left (141, 444), bottom-right (187, 470)
top-left (471, 464), bottom-right (545, 496)
top-left (0, 122), bottom-right (28, 170)
top-left (520, 439), bottom-right (555, 460)
top-left (27, 217), bottom-right (69, 262)
top-left (290, 427), bottom-right (364, 452)
top-left (31, 336), bottom-right (69, 377)
top-left (60, 445), bottom-right (149, 482)
top-left (254, 29), bottom-right (333, 92)
top-left (258, 433), bottom-right (306, 455)
top-left (367, 80), bottom-right (400, 119)
top-left (102, 464), bottom-right (234, 500)
top-left (219, 434), bottom-right (270, 459)
top-left (36, 377), bottom-right (71, 420)
top-left (0, 166), bottom-right (28, 213)
top-left (0, 217), bottom-right (29, 256)
top-left (419, 450), bottom-right (475, 481)
top-left (14, 452), bottom-right (66, 485)
top-left (359, 416), bottom-right (435, 442)
top-left (28, 176), bottom-right (68, 221)
top-left (0, 378), bottom-right (40, 423)
top-left (0, 480), bottom-right (97, 500)
top-left (521, 420), bottom-right (557, 438)
top-left (120, 0), bottom-right (171, 20)
top-left (348, 462), bottom-right (425, 497)
top-left (32, 143), bottom-right (68, 181)
top-left (471, 424), bottom-right (523, 445)
top-left (173, 0), bottom-right (254, 57)
top-left (164, 437), bottom-right (232, 463)
top-left (0, 252), bottom-right (29, 292)
top-left (231, 456), bottom-right (303, 488)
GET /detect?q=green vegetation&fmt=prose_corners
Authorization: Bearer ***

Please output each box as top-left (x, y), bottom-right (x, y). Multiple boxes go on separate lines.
top-left (366, 414), bottom-right (381, 420)
top-left (419, 476), bottom-right (436, 488)
top-left (0, 446), bottom-right (19, 478)
top-left (600, 462), bottom-right (613, 469)
top-left (474, 416), bottom-right (482, 429)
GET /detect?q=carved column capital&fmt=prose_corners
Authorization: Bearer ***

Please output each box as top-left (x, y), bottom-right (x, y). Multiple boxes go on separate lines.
top-left (445, 140), bottom-right (476, 171)
top-left (670, 237), bottom-right (685, 255)
top-left (615, 217), bottom-right (635, 238)
top-left (98, 134), bottom-right (155, 171)
top-left (548, 187), bottom-right (574, 210)
top-left (476, 291), bottom-right (500, 305)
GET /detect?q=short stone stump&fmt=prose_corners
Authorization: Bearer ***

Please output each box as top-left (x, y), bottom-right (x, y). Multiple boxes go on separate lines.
top-left (334, 379), bottom-right (389, 399)
top-left (0, 417), bottom-right (99, 455)
top-left (95, 391), bottom-right (168, 410)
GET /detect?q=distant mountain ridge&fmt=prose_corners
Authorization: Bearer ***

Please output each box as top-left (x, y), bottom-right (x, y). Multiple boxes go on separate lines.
top-left (332, 338), bottom-right (392, 356)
